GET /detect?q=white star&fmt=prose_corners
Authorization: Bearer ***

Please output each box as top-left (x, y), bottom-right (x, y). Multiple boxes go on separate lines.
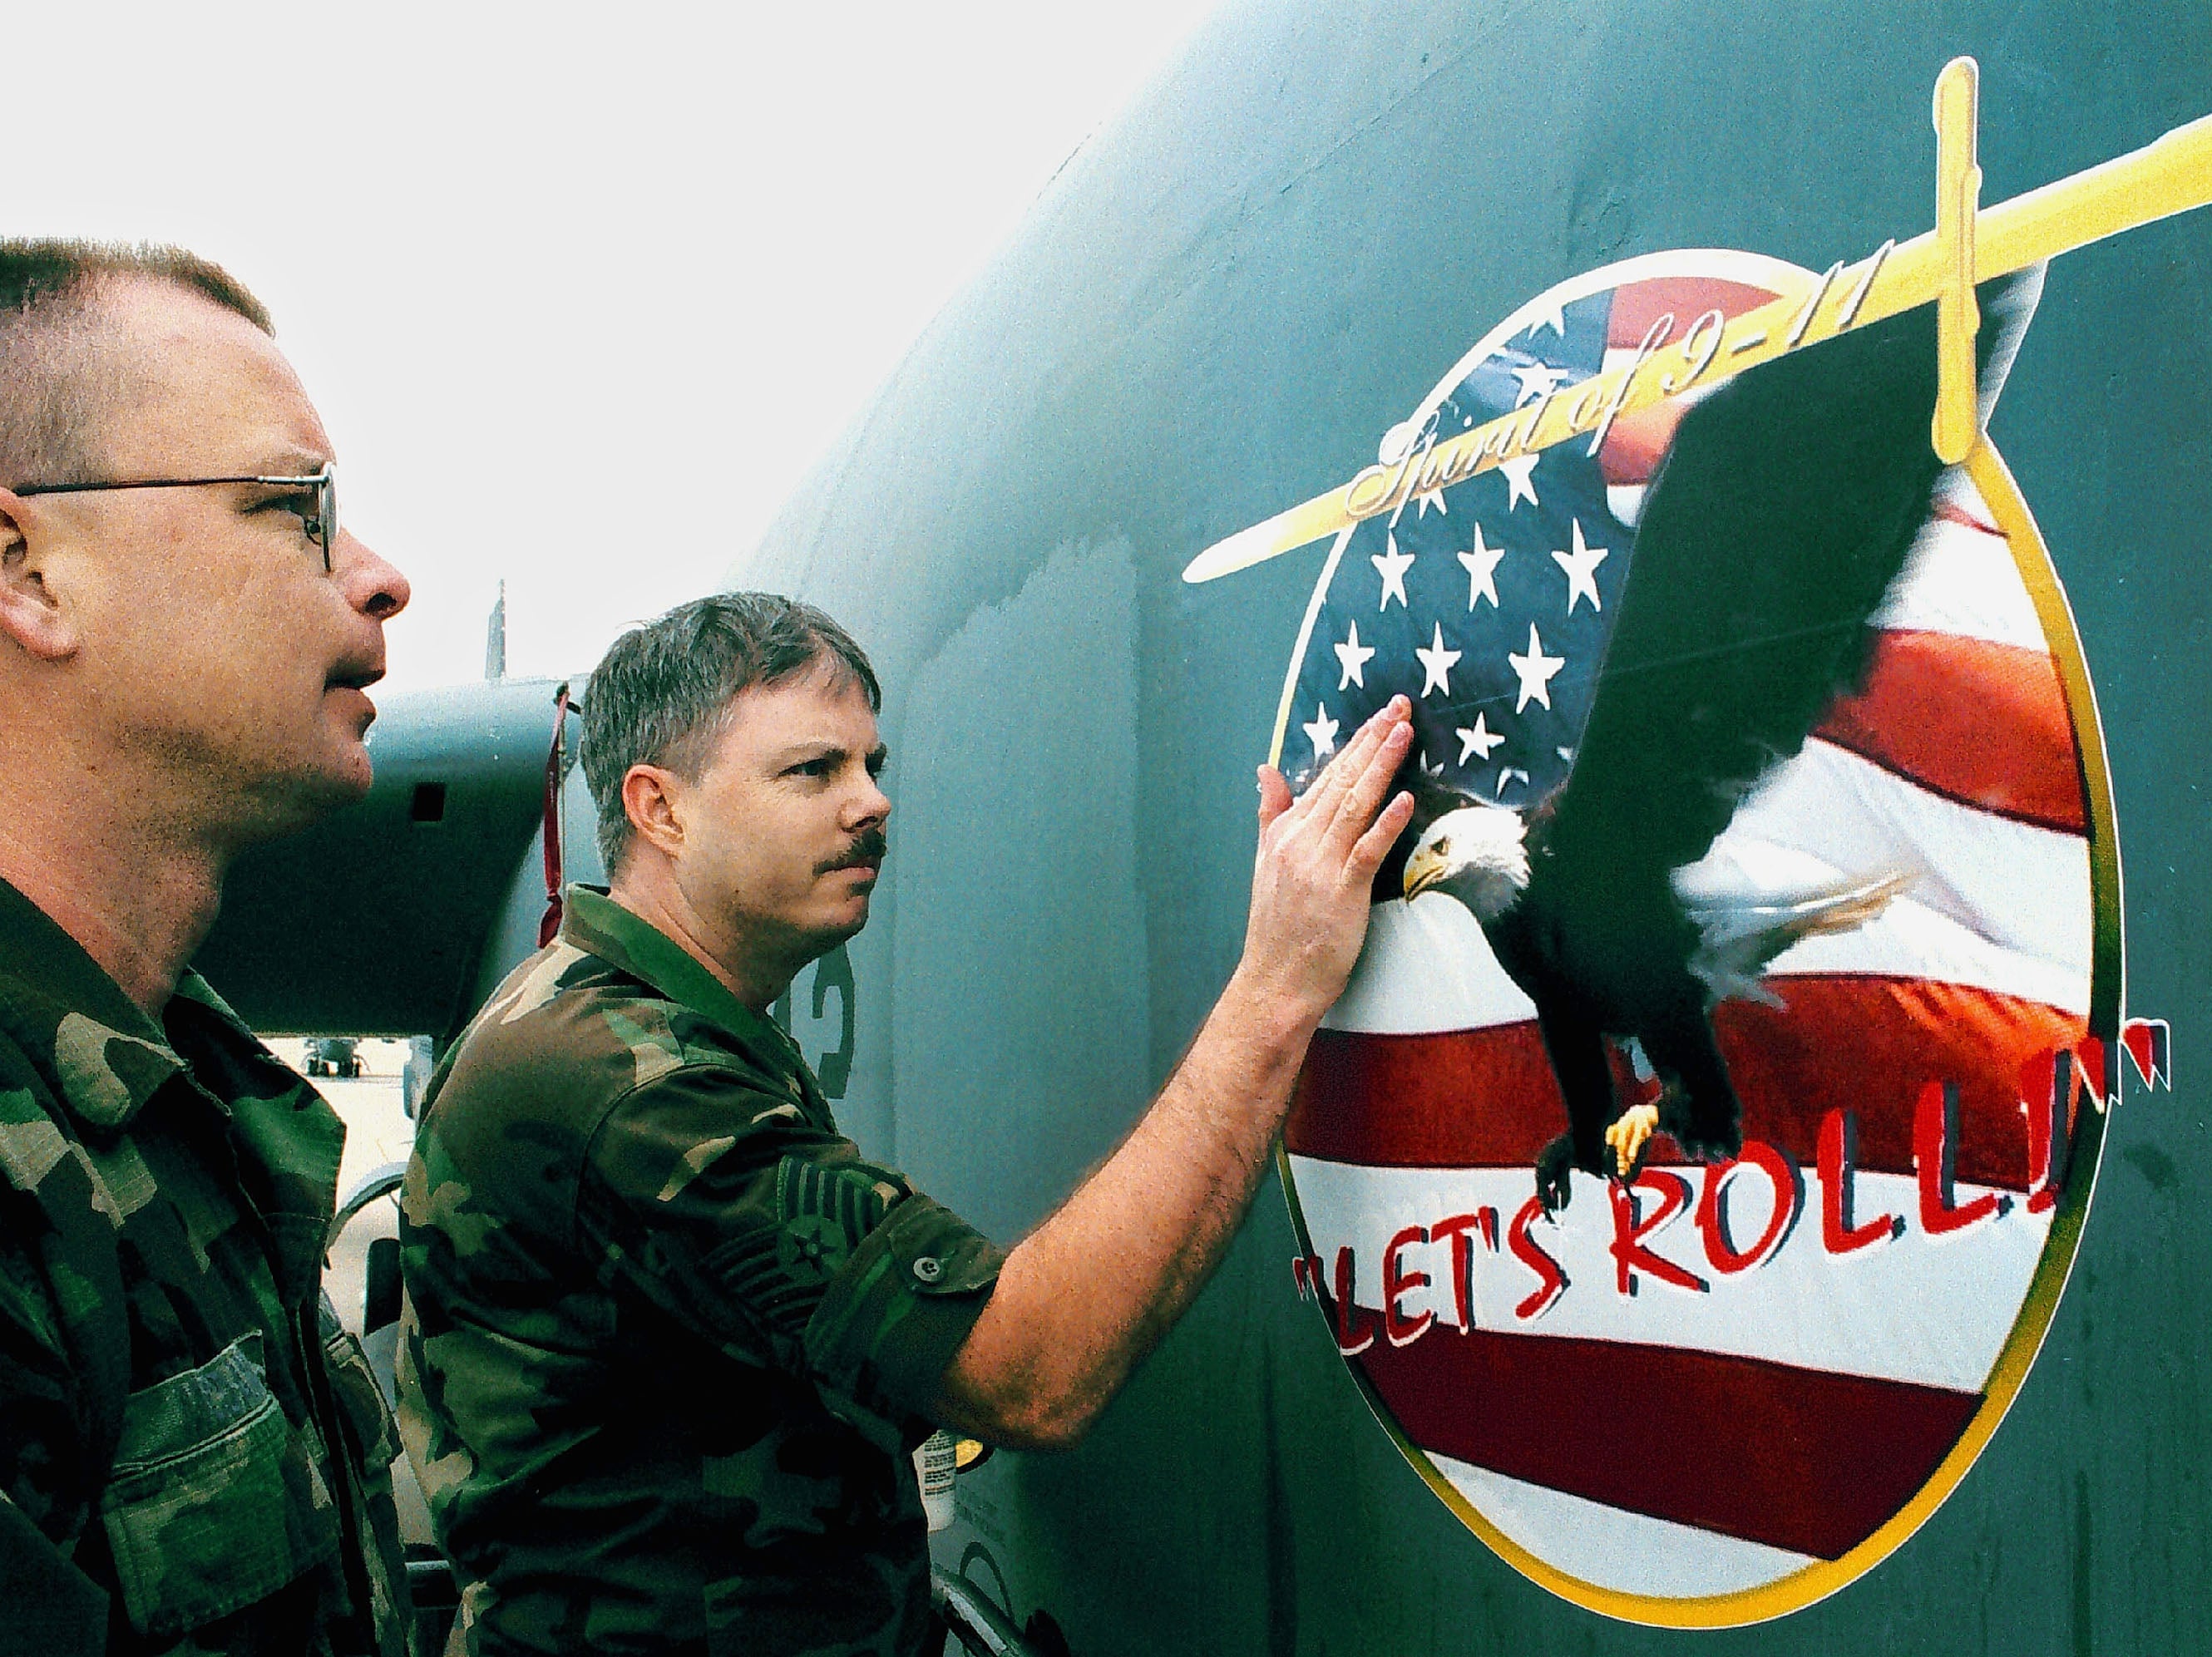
top-left (1457, 524), bottom-right (1506, 609)
top-left (1414, 484), bottom-right (1449, 518)
top-left (1507, 623), bottom-right (1566, 712)
top-left (1523, 298), bottom-right (1568, 339)
top-left (1334, 620), bottom-right (1375, 690)
top-left (1497, 766), bottom-right (1532, 798)
top-left (1511, 361), bottom-right (1572, 407)
top-left (1302, 703), bottom-right (1339, 760)
top-left (1456, 714), bottom-right (1504, 765)
top-left (1420, 751), bottom-right (1445, 777)
top-left (1370, 534), bottom-right (1415, 610)
top-left (1550, 518), bottom-right (1609, 614)
top-left (1499, 453), bottom-right (1541, 510)
top-left (1415, 623), bottom-right (1462, 699)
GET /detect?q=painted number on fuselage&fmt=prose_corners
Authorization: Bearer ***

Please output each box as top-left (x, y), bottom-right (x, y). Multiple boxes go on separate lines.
top-left (772, 944), bottom-right (857, 1098)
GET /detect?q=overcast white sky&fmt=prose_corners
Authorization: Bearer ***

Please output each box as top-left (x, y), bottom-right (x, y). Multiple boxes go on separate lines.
top-left (10, 1), bottom-right (1219, 692)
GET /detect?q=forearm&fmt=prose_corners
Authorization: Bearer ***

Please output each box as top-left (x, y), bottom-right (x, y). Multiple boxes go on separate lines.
top-left (929, 695), bottom-right (1414, 1451)
top-left (931, 967), bottom-right (1317, 1449)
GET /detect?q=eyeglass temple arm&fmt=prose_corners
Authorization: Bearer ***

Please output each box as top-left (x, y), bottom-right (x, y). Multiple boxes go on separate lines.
top-left (12, 470), bottom-right (330, 497)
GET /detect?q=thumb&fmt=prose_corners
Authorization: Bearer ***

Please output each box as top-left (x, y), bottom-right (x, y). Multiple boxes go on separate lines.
top-left (1257, 764), bottom-right (1292, 833)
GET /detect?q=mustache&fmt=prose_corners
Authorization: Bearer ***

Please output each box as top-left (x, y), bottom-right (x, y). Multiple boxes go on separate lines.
top-left (817, 826), bottom-right (887, 875)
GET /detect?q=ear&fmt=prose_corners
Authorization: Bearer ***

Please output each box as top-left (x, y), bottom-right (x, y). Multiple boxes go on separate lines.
top-left (0, 492), bottom-right (81, 662)
top-left (620, 762), bottom-right (689, 860)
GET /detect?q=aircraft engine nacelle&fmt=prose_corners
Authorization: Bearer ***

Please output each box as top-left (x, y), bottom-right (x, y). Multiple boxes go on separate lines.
top-left (194, 678), bottom-right (597, 1041)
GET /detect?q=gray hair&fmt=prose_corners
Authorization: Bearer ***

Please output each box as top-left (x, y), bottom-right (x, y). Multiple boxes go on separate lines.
top-left (581, 592), bottom-right (882, 873)
top-left (0, 239), bottom-right (273, 487)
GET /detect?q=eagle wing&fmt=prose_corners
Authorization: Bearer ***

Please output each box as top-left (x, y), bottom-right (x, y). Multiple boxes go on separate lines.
top-left (1533, 270), bottom-right (2042, 900)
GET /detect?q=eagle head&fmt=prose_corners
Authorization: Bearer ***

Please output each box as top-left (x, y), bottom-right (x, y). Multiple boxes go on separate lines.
top-left (1401, 803), bottom-right (1529, 922)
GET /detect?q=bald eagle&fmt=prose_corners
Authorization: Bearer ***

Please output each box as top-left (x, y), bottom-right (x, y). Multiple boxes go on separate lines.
top-left (1385, 271), bottom-right (2041, 1216)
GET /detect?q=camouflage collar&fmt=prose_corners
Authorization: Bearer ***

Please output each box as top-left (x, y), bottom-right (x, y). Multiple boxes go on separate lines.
top-left (559, 886), bottom-right (804, 1068)
top-left (0, 874), bottom-right (188, 1130)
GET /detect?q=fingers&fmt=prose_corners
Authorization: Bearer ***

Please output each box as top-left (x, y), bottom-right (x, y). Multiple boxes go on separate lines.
top-left (1350, 789), bottom-right (1416, 873)
top-left (1291, 697), bottom-right (1410, 826)
top-left (1325, 707), bottom-right (1412, 854)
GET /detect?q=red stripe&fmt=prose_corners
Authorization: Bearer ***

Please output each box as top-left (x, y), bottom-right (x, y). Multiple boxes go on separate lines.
top-left (1286, 977), bottom-right (2086, 1186)
top-left (1933, 499), bottom-right (2002, 536)
top-left (1597, 279), bottom-right (1785, 484)
top-left (1596, 398), bottom-right (1680, 487)
top-left (1607, 277), bottom-right (1780, 348)
top-left (1815, 629), bottom-right (2084, 834)
top-left (1341, 1314), bottom-right (1981, 1560)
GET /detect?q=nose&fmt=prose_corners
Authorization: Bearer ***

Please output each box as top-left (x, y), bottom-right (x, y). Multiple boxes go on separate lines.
top-left (334, 528), bottom-right (410, 621)
top-left (852, 774), bottom-right (891, 830)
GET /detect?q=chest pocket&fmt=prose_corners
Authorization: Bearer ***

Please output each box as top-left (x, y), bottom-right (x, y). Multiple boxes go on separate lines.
top-left (98, 1332), bottom-right (341, 1640)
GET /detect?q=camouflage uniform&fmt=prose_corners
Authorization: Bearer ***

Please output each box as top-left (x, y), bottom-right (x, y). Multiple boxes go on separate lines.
top-left (397, 887), bottom-right (1003, 1657)
top-left (0, 875), bottom-right (407, 1655)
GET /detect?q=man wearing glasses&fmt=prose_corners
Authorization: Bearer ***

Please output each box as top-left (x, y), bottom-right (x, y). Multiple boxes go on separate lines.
top-left (0, 241), bottom-right (412, 1655)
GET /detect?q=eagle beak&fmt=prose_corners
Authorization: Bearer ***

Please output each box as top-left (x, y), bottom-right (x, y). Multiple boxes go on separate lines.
top-left (1403, 842), bottom-right (1448, 901)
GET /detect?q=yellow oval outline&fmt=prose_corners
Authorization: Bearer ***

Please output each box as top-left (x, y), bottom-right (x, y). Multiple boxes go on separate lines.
top-left (1269, 253), bottom-right (2123, 1629)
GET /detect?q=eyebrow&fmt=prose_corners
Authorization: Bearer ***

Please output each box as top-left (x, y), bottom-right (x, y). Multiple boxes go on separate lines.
top-left (770, 741), bottom-right (890, 768)
top-left (254, 453), bottom-right (329, 478)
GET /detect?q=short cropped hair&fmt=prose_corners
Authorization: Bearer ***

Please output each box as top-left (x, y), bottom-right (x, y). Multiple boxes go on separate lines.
top-left (581, 592), bottom-right (882, 873)
top-left (0, 239), bottom-right (272, 487)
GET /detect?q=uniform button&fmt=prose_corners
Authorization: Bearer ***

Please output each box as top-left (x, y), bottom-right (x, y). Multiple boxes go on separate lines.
top-left (912, 1256), bottom-right (943, 1284)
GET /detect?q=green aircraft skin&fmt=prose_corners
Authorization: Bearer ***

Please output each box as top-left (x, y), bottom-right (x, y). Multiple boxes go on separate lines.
top-left (201, 0), bottom-right (2209, 1650)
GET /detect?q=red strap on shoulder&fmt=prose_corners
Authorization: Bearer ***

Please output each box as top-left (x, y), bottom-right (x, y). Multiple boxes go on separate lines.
top-left (539, 683), bottom-right (571, 947)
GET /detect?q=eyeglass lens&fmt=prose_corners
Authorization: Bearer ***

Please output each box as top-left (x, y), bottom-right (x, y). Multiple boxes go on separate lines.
top-left (317, 468), bottom-right (338, 569)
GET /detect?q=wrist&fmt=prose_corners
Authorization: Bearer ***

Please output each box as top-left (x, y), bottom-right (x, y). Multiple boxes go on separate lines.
top-left (1220, 962), bottom-right (1326, 1053)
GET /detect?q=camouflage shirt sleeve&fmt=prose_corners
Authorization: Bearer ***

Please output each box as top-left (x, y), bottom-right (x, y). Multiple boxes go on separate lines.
top-left (576, 1065), bottom-right (1003, 1454)
top-left (0, 1217), bottom-right (110, 1645)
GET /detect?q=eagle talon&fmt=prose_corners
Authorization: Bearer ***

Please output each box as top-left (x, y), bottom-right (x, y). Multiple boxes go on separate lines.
top-left (1534, 1136), bottom-right (1577, 1217)
top-left (1604, 1102), bottom-right (1661, 1180)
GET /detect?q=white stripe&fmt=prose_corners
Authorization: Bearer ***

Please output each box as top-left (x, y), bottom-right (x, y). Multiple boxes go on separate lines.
top-left (1324, 895), bottom-right (1534, 1033)
top-left (1287, 1158), bottom-right (2046, 1393)
top-left (1716, 739), bottom-right (2091, 984)
top-left (1425, 1454), bottom-right (1815, 1600)
top-left (1606, 484), bottom-right (1646, 525)
top-left (1676, 835), bottom-right (2090, 1014)
top-left (1599, 349), bottom-right (1739, 394)
top-left (1874, 472), bottom-right (2047, 649)
top-left (1325, 742), bottom-right (2090, 1037)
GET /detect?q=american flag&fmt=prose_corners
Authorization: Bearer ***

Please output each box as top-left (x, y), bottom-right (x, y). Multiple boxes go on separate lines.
top-left (1274, 258), bottom-right (2164, 1620)
top-left (1282, 278), bottom-right (1654, 802)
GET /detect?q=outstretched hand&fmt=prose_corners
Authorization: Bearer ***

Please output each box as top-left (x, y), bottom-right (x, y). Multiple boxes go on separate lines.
top-left (931, 700), bottom-right (1415, 1452)
top-left (1237, 696), bottom-right (1415, 1028)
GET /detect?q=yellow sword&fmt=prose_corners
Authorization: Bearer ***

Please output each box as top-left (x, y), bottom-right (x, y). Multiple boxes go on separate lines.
top-left (1183, 65), bottom-right (2212, 585)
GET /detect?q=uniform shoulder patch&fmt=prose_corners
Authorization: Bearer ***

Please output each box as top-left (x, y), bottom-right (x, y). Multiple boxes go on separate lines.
top-left (773, 1156), bottom-right (906, 1283)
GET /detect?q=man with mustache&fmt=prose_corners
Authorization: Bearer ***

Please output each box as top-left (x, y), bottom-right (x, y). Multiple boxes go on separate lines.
top-left (0, 241), bottom-right (413, 1653)
top-left (397, 593), bottom-right (1414, 1656)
